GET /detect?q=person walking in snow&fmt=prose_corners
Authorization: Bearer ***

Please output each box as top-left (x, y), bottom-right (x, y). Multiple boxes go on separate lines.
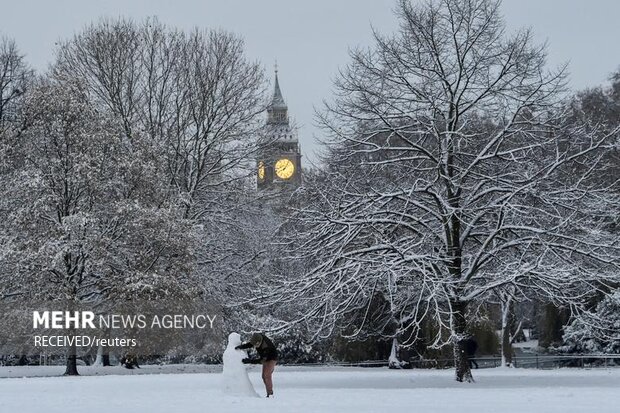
top-left (463, 337), bottom-right (479, 369)
top-left (236, 332), bottom-right (278, 397)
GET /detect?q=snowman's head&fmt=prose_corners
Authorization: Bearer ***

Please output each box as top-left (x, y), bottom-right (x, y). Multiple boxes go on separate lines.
top-left (227, 332), bottom-right (241, 347)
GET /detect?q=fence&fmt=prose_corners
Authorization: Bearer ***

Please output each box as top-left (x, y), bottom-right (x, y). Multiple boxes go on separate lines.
top-left (280, 354), bottom-right (620, 369)
top-left (408, 354), bottom-right (620, 369)
top-left (4, 353), bottom-right (620, 369)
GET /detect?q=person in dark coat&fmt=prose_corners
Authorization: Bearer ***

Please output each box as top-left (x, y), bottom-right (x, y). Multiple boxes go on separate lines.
top-left (236, 332), bottom-right (278, 397)
top-left (463, 337), bottom-right (479, 369)
top-left (120, 353), bottom-right (140, 369)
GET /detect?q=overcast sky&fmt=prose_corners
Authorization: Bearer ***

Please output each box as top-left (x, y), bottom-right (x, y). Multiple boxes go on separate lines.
top-left (2, 0), bottom-right (619, 162)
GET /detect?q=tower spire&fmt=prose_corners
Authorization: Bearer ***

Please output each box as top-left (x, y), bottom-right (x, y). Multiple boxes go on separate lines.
top-left (271, 62), bottom-right (286, 109)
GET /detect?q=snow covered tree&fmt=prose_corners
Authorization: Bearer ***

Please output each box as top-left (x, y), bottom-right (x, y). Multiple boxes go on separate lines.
top-left (0, 37), bottom-right (32, 305)
top-left (1, 20), bottom-right (271, 370)
top-left (556, 70), bottom-right (620, 355)
top-left (492, 69), bottom-right (620, 364)
top-left (0, 74), bottom-right (198, 373)
top-left (51, 20), bottom-right (271, 328)
top-left (563, 289), bottom-right (620, 354)
top-left (267, 0), bottom-right (620, 382)
top-left (496, 287), bottom-right (521, 367)
top-left (1, 77), bottom-right (123, 374)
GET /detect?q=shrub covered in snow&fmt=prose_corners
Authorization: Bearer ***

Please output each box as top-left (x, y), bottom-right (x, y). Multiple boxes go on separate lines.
top-left (563, 290), bottom-right (620, 354)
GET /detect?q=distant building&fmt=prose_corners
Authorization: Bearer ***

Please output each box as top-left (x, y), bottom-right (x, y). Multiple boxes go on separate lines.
top-left (256, 70), bottom-right (302, 190)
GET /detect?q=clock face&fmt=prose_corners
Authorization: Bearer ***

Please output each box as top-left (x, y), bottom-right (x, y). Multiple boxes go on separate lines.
top-left (258, 161), bottom-right (265, 180)
top-left (274, 158), bottom-right (295, 180)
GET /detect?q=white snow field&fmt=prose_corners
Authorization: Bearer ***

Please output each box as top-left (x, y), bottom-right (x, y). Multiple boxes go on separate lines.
top-left (1, 366), bottom-right (619, 413)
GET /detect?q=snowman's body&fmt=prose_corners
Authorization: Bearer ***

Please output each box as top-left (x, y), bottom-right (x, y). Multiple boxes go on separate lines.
top-left (222, 332), bottom-right (259, 397)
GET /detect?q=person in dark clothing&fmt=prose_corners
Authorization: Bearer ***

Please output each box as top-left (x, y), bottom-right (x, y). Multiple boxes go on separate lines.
top-left (462, 338), bottom-right (479, 369)
top-left (120, 353), bottom-right (140, 369)
top-left (236, 332), bottom-right (278, 397)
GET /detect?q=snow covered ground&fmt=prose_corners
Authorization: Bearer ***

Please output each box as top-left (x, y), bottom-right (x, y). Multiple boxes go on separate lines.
top-left (1, 366), bottom-right (619, 413)
top-left (0, 363), bottom-right (222, 378)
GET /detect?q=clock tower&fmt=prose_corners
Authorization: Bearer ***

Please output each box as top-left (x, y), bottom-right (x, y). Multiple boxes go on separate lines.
top-left (257, 69), bottom-right (302, 189)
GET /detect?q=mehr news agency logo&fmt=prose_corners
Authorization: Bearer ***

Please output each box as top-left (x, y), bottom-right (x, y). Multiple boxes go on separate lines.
top-left (31, 311), bottom-right (218, 348)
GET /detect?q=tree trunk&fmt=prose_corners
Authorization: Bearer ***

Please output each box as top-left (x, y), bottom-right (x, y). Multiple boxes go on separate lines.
top-left (64, 339), bottom-right (79, 376)
top-left (452, 300), bottom-right (473, 382)
top-left (101, 329), bottom-right (111, 366)
top-left (388, 337), bottom-right (402, 369)
top-left (539, 303), bottom-right (566, 348)
top-left (501, 296), bottom-right (515, 367)
top-left (102, 353), bottom-right (111, 367)
top-left (93, 344), bottom-right (112, 367)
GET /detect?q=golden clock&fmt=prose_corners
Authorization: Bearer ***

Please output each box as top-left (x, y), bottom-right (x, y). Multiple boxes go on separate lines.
top-left (258, 161), bottom-right (265, 180)
top-left (274, 158), bottom-right (295, 180)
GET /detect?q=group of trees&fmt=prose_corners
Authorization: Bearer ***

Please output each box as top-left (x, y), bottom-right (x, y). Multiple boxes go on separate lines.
top-left (0, 20), bottom-right (270, 374)
top-left (260, 0), bottom-right (619, 382)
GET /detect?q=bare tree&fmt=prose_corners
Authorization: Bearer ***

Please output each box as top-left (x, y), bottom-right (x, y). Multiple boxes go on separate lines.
top-left (267, 0), bottom-right (619, 382)
top-left (167, 28), bottom-right (266, 219)
top-left (54, 19), bottom-right (267, 218)
top-left (0, 36), bottom-right (33, 173)
top-left (0, 36), bottom-right (31, 127)
top-left (54, 19), bottom-right (142, 140)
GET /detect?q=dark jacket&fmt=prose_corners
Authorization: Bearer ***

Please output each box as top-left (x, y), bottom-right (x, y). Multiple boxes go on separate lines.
top-left (463, 338), bottom-right (478, 357)
top-left (237, 333), bottom-right (278, 362)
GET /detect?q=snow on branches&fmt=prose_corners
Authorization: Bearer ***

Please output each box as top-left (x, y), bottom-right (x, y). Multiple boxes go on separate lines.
top-left (266, 0), bottom-right (620, 382)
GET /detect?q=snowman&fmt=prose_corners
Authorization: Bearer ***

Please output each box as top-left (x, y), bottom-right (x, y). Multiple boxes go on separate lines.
top-left (222, 332), bottom-right (259, 397)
